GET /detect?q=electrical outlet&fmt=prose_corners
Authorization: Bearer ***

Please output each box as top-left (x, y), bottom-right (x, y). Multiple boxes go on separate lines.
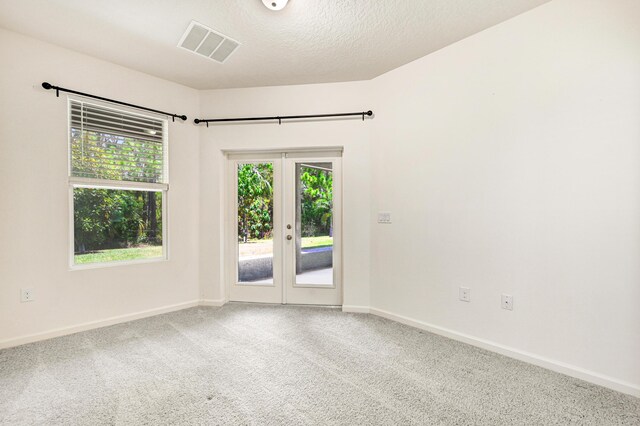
top-left (459, 287), bottom-right (470, 302)
top-left (501, 294), bottom-right (513, 310)
top-left (21, 288), bottom-right (34, 303)
top-left (377, 212), bottom-right (392, 224)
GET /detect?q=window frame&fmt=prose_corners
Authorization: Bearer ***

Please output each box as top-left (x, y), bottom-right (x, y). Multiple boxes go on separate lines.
top-left (67, 96), bottom-right (170, 270)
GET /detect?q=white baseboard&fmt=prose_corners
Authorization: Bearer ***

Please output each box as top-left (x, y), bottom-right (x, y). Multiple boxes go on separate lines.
top-left (342, 305), bottom-right (370, 313)
top-left (200, 299), bottom-right (227, 307)
top-left (369, 307), bottom-right (640, 398)
top-left (0, 300), bottom-right (201, 350)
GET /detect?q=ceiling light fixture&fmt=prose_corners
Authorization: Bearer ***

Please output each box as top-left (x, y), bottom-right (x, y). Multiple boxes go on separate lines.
top-left (262, 0), bottom-right (288, 11)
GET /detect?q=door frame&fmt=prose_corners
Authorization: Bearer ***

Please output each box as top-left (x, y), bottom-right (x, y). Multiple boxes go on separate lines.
top-left (223, 147), bottom-right (343, 306)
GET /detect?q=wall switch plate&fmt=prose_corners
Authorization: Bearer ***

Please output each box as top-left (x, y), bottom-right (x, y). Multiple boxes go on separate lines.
top-left (501, 294), bottom-right (513, 310)
top-left (459, 287), bottom-right (470, 302)
top-left (21, 288), bottom-right (34, 302)
top-left (377, 212), bottom-right (392, 224)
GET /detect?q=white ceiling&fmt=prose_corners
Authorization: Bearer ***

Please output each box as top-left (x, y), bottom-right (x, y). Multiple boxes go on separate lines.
top-left (0, 0), bottom-right (551, 90)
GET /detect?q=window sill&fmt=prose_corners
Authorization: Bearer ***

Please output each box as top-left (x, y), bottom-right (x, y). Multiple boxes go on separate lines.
top-left (69, 256), bottom-right (168, 271)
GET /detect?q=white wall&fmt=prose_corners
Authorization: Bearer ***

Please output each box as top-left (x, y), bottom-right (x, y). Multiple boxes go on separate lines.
top-left (198, 82), bottom-right (373, 308)
top-left (0, 29), bottom-right (201, 345)
top-left (370, 0), bottom-right (640, 393)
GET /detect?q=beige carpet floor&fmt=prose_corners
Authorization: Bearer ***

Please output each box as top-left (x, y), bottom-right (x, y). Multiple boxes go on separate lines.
top-left (1, 303), bottom-right (639, 425)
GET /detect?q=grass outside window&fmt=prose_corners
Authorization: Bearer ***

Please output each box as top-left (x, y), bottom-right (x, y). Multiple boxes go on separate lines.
top-left (74, 245), bottom-right (164, 265)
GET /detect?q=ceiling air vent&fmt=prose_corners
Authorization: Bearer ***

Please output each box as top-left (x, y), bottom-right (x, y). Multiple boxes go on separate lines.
top-left (178, 21), bottom-right (240, 63)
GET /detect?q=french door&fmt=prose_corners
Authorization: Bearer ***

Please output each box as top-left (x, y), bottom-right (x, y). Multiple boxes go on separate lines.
top-left (226, 150), bottom-right (342, 305)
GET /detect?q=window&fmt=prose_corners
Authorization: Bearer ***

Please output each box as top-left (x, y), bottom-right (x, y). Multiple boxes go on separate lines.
top-left (69, 99), bottom-right (168, 267)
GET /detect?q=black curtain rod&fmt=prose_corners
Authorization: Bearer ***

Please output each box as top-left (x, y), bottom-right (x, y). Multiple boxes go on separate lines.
top-left (194, 110), bottom-right (373, 126)
top-left (41, 82), bottom-right (188, 122)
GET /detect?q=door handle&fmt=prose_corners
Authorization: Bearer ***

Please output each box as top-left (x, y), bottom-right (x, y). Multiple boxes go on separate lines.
top-left (286, 235), bottom-right (292, 240)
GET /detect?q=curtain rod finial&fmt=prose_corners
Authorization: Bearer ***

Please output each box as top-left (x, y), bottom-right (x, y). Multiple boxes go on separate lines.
top-left (42, 82), bottom-right (52, 90)
top-left (194, 118), bottom-right (201, 124)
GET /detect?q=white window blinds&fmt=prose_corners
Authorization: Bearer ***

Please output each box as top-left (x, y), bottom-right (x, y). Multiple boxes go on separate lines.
top-left (70, 100), bottom-right (166, 184)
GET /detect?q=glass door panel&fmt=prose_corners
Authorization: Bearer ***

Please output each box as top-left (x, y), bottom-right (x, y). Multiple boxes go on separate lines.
top-left (237, 162), bottom-right (275, 285)
top-left (294, 162), bottom-right (334, 286)
top-left (284, 155), bottom-right (342, 306)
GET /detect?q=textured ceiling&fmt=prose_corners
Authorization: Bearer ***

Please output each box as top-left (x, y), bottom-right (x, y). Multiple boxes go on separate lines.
top-left (0, 0), bottom-right (551, 89)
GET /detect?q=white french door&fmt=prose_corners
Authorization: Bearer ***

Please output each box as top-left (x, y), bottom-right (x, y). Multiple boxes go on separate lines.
top-left (226, 150), bottom-right (342, 306)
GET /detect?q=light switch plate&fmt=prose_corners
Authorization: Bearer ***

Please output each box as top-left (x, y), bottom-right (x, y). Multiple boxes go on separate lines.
top-left (378, 212), bottom-right (391, 224)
